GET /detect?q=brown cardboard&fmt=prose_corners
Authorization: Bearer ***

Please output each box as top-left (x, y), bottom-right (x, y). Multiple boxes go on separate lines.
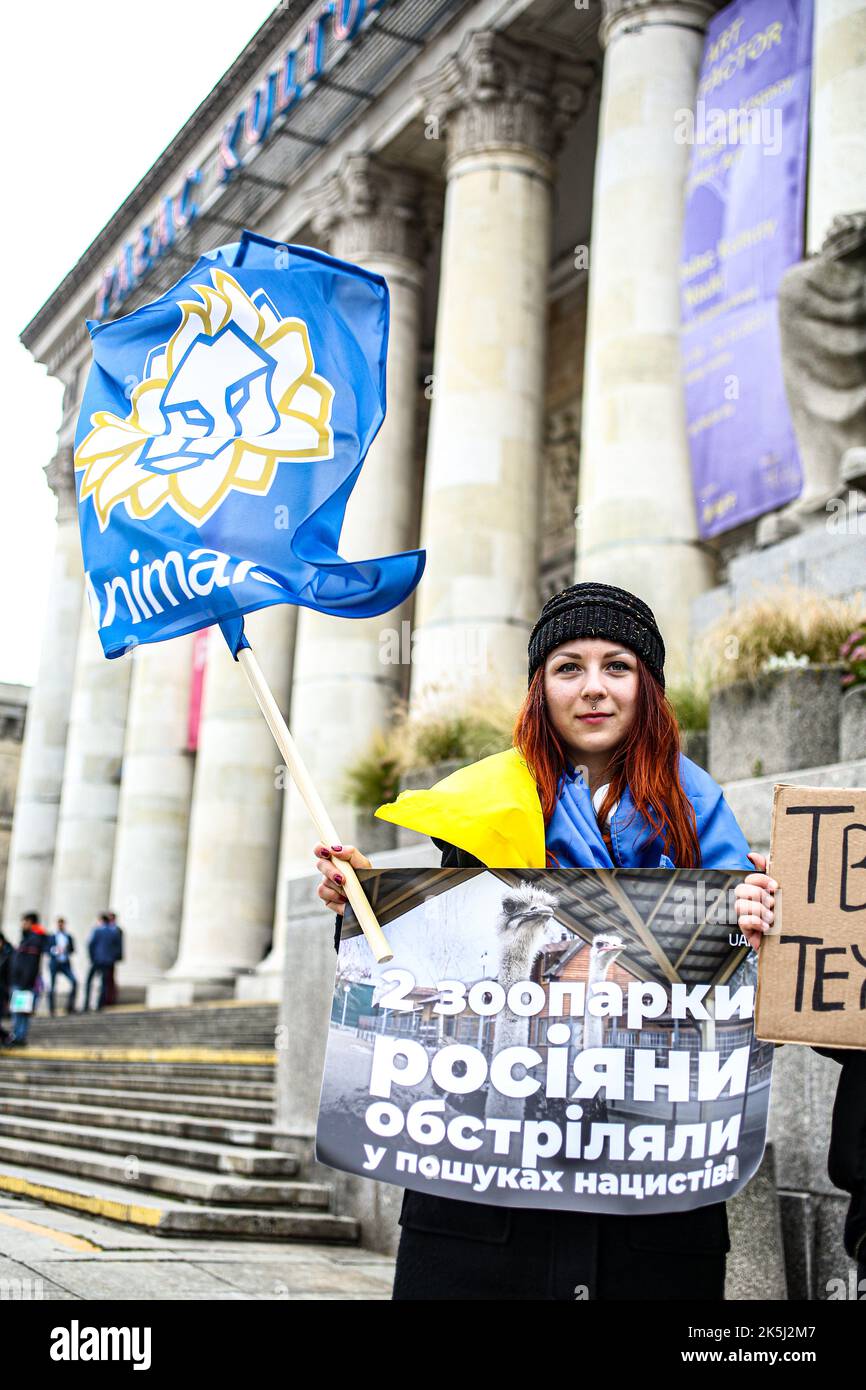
top-left (755, 784), bottom-right (866, 1048)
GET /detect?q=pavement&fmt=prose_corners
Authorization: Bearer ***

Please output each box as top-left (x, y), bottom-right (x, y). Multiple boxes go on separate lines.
top-left (0, 1190), bottom-right (396, 1301)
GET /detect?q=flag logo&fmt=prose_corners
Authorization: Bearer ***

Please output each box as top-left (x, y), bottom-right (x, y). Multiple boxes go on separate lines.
top-left (74, 269), bottom-right (336, 531)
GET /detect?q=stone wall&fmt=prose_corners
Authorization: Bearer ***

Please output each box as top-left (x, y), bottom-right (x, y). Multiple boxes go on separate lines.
top-left (691, 504), bottom-right (866, 646)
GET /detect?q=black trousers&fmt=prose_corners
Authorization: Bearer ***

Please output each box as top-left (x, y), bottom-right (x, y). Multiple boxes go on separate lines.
top-left (392, 1190), bottom-right (729, 1301)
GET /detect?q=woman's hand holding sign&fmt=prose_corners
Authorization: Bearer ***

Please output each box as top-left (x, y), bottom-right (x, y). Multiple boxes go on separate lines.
top-left (734, 852), bottom-right (778, 950)
top-left (315, 843), bottom-right (373, 916)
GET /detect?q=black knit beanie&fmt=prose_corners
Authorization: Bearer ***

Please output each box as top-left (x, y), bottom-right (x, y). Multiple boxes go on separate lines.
top-left (527, 582), bottom-right (666, 690)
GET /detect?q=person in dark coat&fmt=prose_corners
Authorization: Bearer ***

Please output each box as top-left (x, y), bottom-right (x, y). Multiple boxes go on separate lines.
top-left (813, 1046), bottom-right (866, 1290)
top-left (102, 911), bottom-right (124, 1007)
top-left (83, 913), bottom-right (123, 1011)
top-left (313, 582), bottom-right (779, 1301)
top-left (0, 930), bottom-right (14, 1044)
top-left (48, 917), bottom-right (78, 1015)
top-left (7, 913), bottom-right (51, 1046)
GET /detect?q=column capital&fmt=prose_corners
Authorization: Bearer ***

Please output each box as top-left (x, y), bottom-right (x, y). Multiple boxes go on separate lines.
top-left (307, 153), bottom-right (436, 267)
top-left (600, 0), bottom-right (727, 50)
top-left (44, 446), bottom-right (77, 523)
top-left (418, 29), bottom-right (595, 169)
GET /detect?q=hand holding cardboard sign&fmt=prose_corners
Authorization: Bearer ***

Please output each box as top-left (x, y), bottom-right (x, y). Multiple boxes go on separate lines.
top-left (734, 852), bottom-right (778, 951)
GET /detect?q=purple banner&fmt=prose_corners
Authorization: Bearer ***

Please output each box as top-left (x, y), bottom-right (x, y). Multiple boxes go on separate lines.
top-left (680, 0), bottom-right (813, 538)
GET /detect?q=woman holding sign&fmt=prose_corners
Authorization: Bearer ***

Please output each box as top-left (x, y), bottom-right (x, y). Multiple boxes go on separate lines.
top-left (315, 582), bottom-right (777, 1301)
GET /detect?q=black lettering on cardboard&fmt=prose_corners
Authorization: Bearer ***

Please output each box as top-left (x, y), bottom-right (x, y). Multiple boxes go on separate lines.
top-left (852, 943), bottom-right (866, 1010)
top-left (841, 823), bottom-right (866, 912)
top-left (780, 934), bottom-right (823, 1011)
top-left (812, 946), bottom-right (848, 1013)
top-left (785, 805), bottom-right (854, 903)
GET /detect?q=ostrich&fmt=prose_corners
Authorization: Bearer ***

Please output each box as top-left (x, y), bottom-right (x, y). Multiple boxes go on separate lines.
top-left (483, 881), bottom-right (563, 1123)
top-left (574, 932), bottom-right (625, 1129)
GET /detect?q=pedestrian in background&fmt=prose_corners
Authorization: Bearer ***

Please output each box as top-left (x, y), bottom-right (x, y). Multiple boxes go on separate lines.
top-left (84, 913), bottom-right (123, 1011)
top-left (48, 916), bottom-right (78, 1015)
top-left (102, 910), bottom-right (124, 1007)
top-left (7, 913), bottom-right (50, 1047)
top-left (0, 930), bottom-right (13, 1045)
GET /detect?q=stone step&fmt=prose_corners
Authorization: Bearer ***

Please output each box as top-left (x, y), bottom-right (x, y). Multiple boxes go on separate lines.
top-left (26, 1016), bottom-right (276, 1037)
top-left (24, 1004), bottom-right (277, 1039)
top-left (0, 1079), bottom-right (273, 1120)
top-left (0, 1058), bottom-right (275, 1091)
top-left (26, 1002), bottom-right (278, 1023)
top-left (25, 1029), bottom-right (277, 1048)
top-left (0, 1114), bottom-right (294, 1177)
top-left (721, 755), bottom-right (866, 848)
top-left (0, 1095), bottom-right (279, 1148)
top-left (0, 1135), bottom-right (323, 1207)
top-left (26, 1015), bottom-right (278, 1026)
top-left (0, 1046), bottom-right (275, 1064)
top-left (0, 1159), bottom-right (359, 1242)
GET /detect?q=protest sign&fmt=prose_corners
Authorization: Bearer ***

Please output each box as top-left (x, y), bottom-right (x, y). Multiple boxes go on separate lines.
top-left (316, 867), bottom-right (774, 1214)
top-left (755, 785), bottom-right (866, 1049)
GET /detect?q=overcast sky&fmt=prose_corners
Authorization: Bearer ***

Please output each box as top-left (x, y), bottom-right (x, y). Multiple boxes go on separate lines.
top-left (0, 0), bottom-right (277, 687)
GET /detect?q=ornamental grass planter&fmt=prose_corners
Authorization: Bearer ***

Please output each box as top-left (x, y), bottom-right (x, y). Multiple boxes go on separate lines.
top-left (707, 664), bottom-right (844, 783)
top-left (840, 685), bottom-right (866, 762)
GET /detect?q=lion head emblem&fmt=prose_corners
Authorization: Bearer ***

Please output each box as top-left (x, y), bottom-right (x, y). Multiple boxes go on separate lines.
top-left (75, 269), bottom-right (335, 530)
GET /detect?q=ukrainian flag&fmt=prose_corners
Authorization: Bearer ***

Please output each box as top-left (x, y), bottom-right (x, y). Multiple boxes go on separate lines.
top-left (373, 747), bottom-right (546, 868)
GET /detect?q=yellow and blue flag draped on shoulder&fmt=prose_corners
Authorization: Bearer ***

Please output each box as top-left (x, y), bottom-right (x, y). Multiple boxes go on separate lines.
top-left (374, 748), bottom-right (547, 868)
top-left (374, 747), bottom-right (754, 871)
top-left (73, 229), bottom-right (426, 659)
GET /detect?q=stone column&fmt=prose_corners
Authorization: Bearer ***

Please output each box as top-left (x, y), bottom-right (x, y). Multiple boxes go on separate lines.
top-left (807, 0), bottom-right (866, 254)
top-left (108, 633), bottom-right (196, 997)
top-left (2, 450), bottom-right (83, 934)
top-left (409, 31), bottom-right (592, 705)
top-left (239, 154), bottom-right (430, 1000)
top-left (576, 0), bottom-right (723, 681)
top-left (150, 604), bottom-right (295, 1004)
top-left (47, 580), bottom-right (133, 936)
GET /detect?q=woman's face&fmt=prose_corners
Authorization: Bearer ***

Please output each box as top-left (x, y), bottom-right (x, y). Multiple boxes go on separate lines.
top-left (542, 638), bottom-right (640, 763)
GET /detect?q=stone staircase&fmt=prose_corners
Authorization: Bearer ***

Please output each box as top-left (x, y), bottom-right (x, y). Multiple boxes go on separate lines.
top-left (0, 1003), bottom-right (358, 1243)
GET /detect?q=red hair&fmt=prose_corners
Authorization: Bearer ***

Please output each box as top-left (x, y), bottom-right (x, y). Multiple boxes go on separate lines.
top-left (512, 657), bottom-right (701, 869)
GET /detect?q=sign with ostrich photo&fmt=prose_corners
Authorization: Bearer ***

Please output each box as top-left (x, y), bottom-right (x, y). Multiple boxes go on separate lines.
top-left (316, 867), bottom-right (774, 1214)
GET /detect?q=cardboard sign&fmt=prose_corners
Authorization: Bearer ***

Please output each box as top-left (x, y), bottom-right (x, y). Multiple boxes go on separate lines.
top-left (316, 867), bottom-right (774, 1214)
top-left (755, 785), bottom-right (866, 1049)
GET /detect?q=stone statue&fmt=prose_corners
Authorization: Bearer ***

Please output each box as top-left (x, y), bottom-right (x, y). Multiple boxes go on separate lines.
top-left (777, 212), bottom-right (866, 516)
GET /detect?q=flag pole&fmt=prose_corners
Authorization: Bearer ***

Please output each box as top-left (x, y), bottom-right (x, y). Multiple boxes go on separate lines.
top-left (236, 644), bottom-right (394, 964)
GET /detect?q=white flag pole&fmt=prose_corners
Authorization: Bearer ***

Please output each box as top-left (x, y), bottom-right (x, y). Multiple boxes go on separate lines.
top-left (236, 644), bottom-right (393, 964)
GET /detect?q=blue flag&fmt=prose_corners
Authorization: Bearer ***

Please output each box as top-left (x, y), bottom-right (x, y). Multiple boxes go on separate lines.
top-left (73, 230), bottom-right (426, 659)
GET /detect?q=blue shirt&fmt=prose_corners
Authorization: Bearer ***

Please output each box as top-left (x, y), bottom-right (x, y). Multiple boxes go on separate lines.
top-left (545, 752), bottom-right (754, 871)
